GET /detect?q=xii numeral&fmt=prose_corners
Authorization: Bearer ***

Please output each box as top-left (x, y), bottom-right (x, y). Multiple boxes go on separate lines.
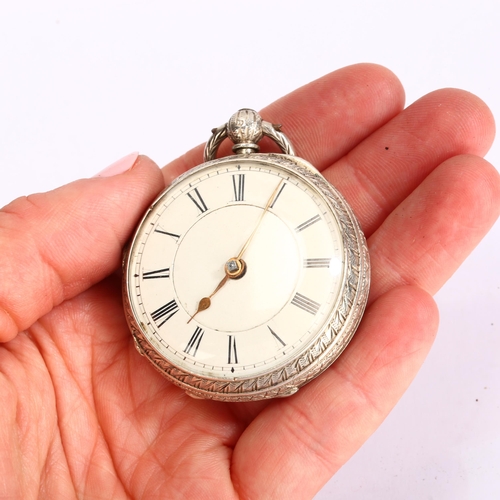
top-left (151, 299), bottom-right (179, 327)
top-left (187, 187), bottom-right (208, 214)
top-left (184, 327), bottom-right (204, 357)
top-left (232, 174), bottom-right (245, 201)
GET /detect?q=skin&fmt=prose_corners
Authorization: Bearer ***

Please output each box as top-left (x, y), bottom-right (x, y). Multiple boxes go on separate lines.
top-left (0, 63), bottom-right (498, 499)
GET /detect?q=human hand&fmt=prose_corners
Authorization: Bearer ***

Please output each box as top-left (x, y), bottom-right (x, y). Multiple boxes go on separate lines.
top-left (1, 63), bottom-right (498, 499)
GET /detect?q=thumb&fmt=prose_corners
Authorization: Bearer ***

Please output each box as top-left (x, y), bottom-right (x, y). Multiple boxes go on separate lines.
top-left (0, 153), bottom-right (164, 342)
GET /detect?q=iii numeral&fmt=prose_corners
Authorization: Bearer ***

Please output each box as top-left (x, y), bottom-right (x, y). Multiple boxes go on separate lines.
top-left (303, 258), bottom-right (331, 268)
top-left (151, 299), bottom-right (179, 327)
top-left (143, 267), bottom-right (170, 279)
top-left (187, 187), bottom-right (208, 214)
top-left (291, 293), bottom-right (320, 315)
top-left (184, 327), bottom-right (204, 357)
top-left (232, 174), bottom-right (245, 201)
top-left (228, 335), bottom-right (238, 365)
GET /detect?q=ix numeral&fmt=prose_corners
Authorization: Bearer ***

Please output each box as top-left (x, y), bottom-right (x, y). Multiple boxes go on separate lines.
top-left (232, 173), bottom-right (245, 201)
top-left (184, 327), bottom-right (204, 357)
top-left (143, 267), bottom-right (170, 279)
top-left (151, 299), bottom-right (179, 327)
top-left (187, 187), bottom-right (208, 214)
top-left (291, 293), bottom-right (320, 315)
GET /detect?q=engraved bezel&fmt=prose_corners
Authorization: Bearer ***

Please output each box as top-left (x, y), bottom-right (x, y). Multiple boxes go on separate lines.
top-left (123, 153), bottom-right (370, 401)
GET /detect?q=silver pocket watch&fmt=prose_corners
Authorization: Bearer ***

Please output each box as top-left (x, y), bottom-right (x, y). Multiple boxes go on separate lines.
top-left (123, 109), bottom-right (370, 401)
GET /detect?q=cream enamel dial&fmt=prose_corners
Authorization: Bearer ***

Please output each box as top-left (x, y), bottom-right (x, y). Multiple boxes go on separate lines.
top-left (123, 153), bottom-right (369, 401)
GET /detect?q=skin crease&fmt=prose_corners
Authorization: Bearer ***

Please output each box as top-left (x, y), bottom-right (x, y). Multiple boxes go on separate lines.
top-left (0, 63), bottom-right (499, 499)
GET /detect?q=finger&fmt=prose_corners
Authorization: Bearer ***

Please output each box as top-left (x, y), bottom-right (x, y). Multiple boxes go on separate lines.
top-left (0, 154), bottom-right (164, 342)
top-left (324, 88), bottom-right (496, 236)
top-left (232, 285), bottom-right (438, 499)
top-left (368, 154), bottom-right (500, 301)
top-left (161, 63), bottom-right (405, 185)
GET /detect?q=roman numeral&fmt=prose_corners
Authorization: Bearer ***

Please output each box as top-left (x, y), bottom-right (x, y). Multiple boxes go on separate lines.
top-left (270, 182), bottom-right (286, 209)
top-left (295, 214), bottom-right (321, 232)
top-left (303, 258), bottom-right (331, 268)
top-left (187, 187), bottom-right (208, 213)
top-left (151, 300), bottom-right (179, 327)
top-left (184, 327), bottom-right (204, 357)
top-left (291, 293), bottom-right (320, 315)
top-left (155, 229), bottom-right (180, 241)
top-left (227, 335), bottom-right (238, 364)
top-left (143, 267), bottom-right (170, 279)
top-left (232, 173), bottom-right (245, 201)
top-left (268, 326), bottom-right (286, 347)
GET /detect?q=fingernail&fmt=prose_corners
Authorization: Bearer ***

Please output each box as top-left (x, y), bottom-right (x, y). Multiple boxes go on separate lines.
top-left (94, 152), bottom-right (139, 178)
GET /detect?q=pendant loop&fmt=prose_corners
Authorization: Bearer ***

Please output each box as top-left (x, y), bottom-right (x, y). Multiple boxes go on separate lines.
top-left (203, 108), bottom-right (296, 161)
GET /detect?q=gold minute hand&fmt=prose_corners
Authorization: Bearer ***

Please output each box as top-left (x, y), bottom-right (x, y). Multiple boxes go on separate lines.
top-left (187, 179), bottom-right (285, 324)
top-left (235, 178), bottom-right (285, 260)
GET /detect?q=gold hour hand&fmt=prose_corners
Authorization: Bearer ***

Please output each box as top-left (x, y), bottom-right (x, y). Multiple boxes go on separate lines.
top-left (188, 275), bottom-right (228, 324)
top-left (187, 257), bottom-right (247, 324)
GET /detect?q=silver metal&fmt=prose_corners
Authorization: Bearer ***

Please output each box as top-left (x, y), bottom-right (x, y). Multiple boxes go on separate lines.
top-left (123, 151), bottom-right (370, 402)
top-left (203, 108), bottom-right (296, 161)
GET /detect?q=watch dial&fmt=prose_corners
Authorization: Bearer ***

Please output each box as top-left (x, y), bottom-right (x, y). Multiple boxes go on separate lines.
top-left (126, 157), bottom-right (345, 380)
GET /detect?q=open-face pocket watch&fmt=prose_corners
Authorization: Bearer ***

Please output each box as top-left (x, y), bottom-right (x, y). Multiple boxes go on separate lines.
top-left (123, 109), bottom-right (370, 401)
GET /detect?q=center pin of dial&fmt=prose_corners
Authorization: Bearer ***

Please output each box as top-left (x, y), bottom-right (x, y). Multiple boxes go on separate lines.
top-left (225, 257), bottom-right (247, 279)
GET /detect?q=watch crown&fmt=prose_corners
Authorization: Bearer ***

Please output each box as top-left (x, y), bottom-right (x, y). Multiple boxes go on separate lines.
top-left (227, 108), bottom-right (263, 155)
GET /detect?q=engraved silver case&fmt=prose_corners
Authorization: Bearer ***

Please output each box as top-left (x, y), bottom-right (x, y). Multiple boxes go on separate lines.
top-left (122, 151), bottom-right (370, 402)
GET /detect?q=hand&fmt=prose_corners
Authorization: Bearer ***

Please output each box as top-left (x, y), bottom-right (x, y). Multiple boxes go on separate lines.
top-left (0, 64), bottom-right (498, 499)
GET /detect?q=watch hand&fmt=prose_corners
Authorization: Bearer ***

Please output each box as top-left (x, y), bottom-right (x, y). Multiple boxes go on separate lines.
top-left (187, 275), bottom-right (229, 324)
top-left (187, 179), bottom-right (283, 324)
top-left (187, 257), bottom-right (247, 324)
top-left (235, 179), bottom-right (284, 260)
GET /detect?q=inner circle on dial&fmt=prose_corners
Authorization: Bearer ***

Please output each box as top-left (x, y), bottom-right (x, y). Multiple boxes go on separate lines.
top-left (172, 204), bottom-right (300, 332)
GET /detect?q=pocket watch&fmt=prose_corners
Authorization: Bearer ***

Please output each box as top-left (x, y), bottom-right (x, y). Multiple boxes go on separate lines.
top-left (122, 109), bottom-right (370, 401)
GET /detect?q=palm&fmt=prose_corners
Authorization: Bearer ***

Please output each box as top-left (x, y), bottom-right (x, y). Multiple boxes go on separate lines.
top-left (1, 64), bottom-right (499, 499)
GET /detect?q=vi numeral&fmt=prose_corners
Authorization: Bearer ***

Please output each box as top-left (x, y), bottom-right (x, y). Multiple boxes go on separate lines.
top-left (227, 335), bottom-right (238, 365)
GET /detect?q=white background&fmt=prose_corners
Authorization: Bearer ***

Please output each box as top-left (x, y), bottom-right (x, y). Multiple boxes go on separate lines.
top-left (0, 1), bottom-right (499, 498)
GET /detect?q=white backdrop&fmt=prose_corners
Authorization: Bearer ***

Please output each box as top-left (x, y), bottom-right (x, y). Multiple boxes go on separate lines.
top-left (1, 1), bottom-right (499, 498)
